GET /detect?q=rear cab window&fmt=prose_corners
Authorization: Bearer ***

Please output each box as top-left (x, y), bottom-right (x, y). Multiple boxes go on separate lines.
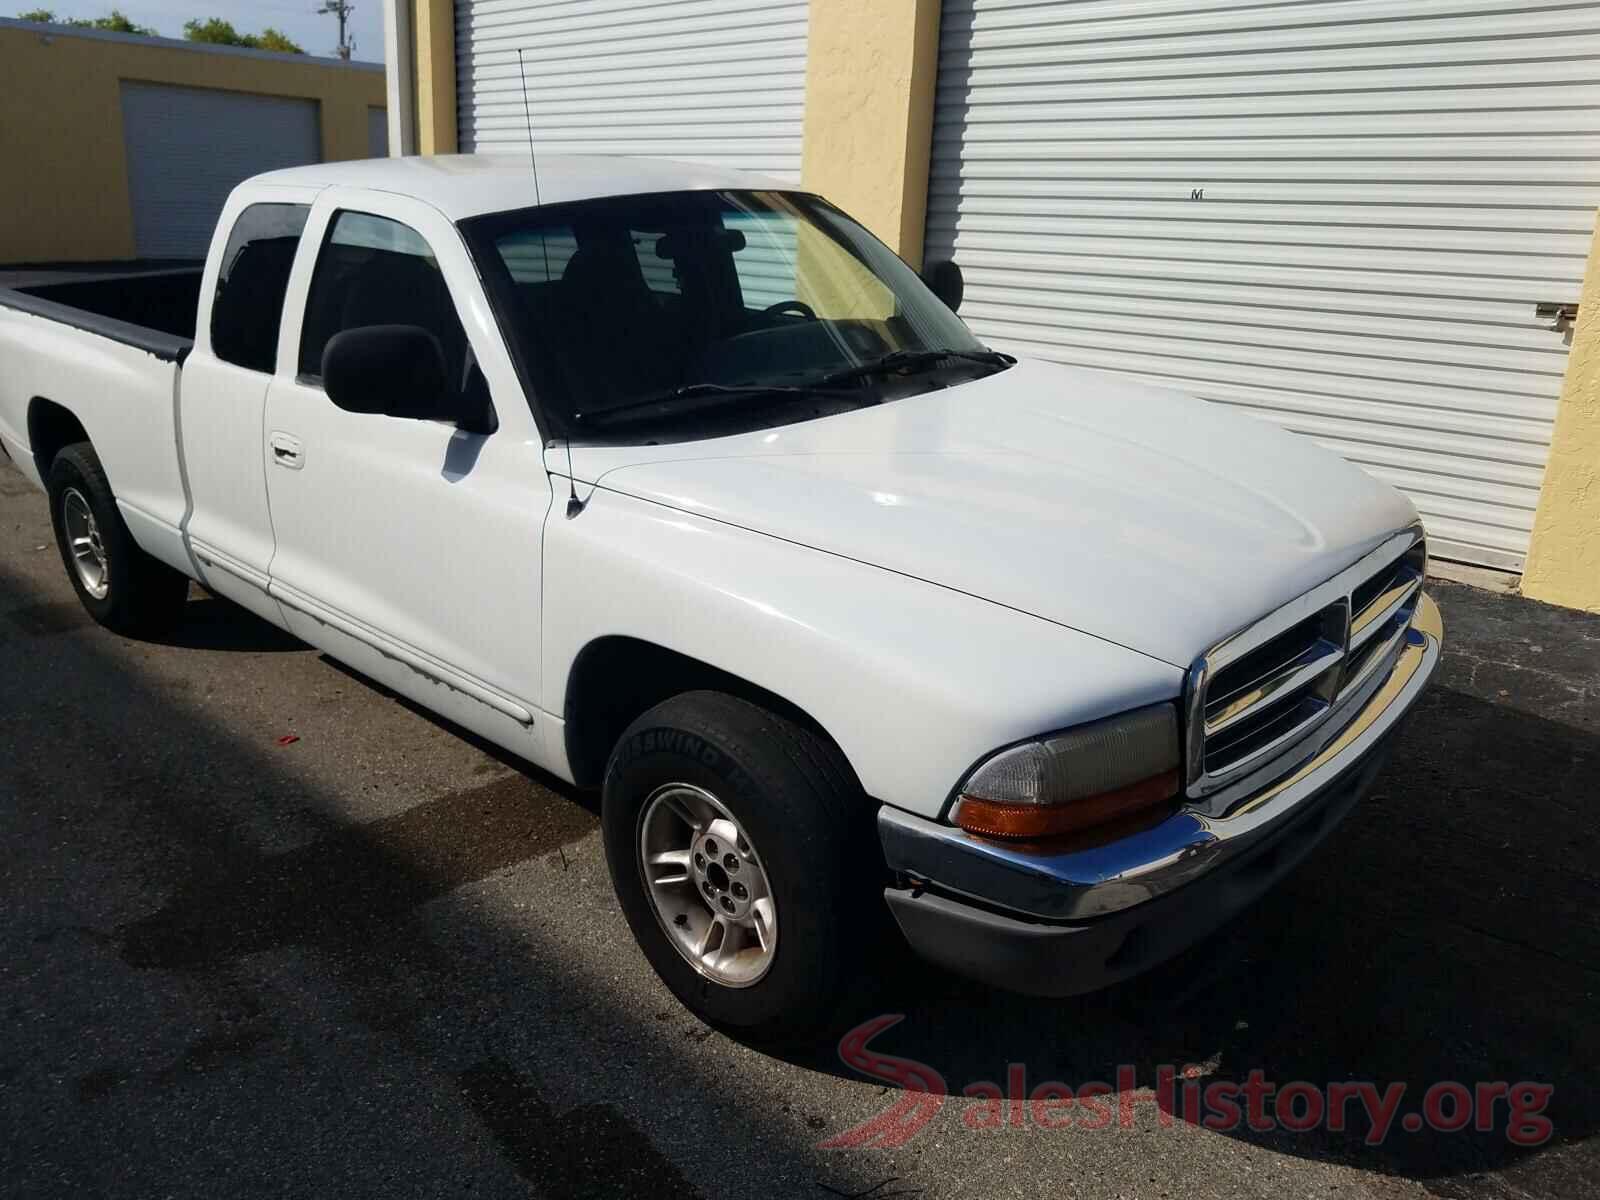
top-left (209, 202), bottom-right (311, 372)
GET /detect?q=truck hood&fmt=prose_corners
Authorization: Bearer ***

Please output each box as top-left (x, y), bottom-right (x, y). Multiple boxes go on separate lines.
top-left (565, 359), bottom-right (1419, 667)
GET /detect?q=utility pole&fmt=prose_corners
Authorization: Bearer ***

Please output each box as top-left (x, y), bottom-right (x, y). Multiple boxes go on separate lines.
top-left (318, 0), bottom-right (355, 60)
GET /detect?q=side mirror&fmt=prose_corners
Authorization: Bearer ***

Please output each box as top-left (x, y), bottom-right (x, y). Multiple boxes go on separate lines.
top-left (922, 259), bottom-right (964, 314)
top-left (322, 324), bottom-right (450, 420)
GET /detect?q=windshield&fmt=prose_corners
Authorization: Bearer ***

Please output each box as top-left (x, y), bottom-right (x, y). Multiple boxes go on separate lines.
top-left (460, 190), bottom-right (1002, 440)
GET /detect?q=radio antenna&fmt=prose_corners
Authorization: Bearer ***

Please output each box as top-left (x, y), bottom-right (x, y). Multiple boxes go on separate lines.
top-left (516, 48), bottom-right (545, 208)
top-left (517, 48), bottom-right (583, 517)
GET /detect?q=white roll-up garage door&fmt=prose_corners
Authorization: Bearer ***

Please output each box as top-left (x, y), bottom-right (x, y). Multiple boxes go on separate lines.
top-left (120, 82), bottom-right (321, 260)
top-left (925, 0), bottom-right (1600, 572)
top-left (455, 0), bottom-right (810, 181)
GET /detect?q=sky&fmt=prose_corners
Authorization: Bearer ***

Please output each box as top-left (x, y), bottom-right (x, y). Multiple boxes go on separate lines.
top-left (11, 0), bottom-right (386, 62)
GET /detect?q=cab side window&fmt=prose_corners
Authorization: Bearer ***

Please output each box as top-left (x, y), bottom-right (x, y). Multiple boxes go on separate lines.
top-left (210, 202), bottom-right (310, 372)
top-left (298, 212), bottom-right (469, 393)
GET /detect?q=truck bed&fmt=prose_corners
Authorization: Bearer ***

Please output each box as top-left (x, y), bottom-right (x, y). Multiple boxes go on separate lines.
top-left (0, 267), bottom-right (201, 362)
top-left (0, 265), bottom-right (198, 563)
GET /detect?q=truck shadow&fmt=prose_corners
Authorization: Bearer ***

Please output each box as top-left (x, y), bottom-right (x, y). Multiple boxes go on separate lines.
top-left (146, 590), bottom-right (307, 653)
top-left (792, 679), bottom-right (1600, 1188)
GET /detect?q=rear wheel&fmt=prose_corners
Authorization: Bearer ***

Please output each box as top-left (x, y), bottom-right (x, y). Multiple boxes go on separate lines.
top-left (47, 442), bottom-right (188, 635)
top-left (601, 690), bottom-right (877, 1039)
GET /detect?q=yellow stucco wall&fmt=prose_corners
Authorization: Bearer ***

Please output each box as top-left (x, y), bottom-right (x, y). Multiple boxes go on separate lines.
top-left (0, 23), bottom-right (385, 263)
top-left (412, 0), bottom-right (457, 156)
top-left (1523, 209), bottom-right (1600, 612)
top-left (799, 0), bottom-right (942, 267)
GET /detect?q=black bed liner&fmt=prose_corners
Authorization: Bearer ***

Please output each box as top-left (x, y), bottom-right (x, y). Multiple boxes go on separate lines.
top-left (0, 269), bottom-right (201, 364)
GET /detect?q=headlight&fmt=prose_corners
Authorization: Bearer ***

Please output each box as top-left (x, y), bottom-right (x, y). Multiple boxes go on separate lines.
top-left (952, 702), bottom-right (1181, 840)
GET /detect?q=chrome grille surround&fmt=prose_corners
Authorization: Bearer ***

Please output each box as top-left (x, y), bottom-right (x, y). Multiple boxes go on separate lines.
top-left (1183, 526), bottom-right (1426, 801)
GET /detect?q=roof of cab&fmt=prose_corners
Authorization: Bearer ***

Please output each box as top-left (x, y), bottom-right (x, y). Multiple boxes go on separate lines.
top-left (246, 154), bottom-right (795, 220)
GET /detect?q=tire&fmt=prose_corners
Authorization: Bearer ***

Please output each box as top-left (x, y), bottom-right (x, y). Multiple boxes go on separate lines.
top-left (602, 690), bottom-right (878, 1040)
top-left (47, 442), bottom-right (188, 635)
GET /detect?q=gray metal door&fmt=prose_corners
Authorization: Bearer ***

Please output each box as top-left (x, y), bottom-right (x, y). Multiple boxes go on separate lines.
top-left (455, 0), bottom-right (810, 181)
top-left (121, 82), bottom-right (321, 259)
top-left (925, 0), bottom-right (1600, 571)
top-left (368, 106), bottom-right (389, 157)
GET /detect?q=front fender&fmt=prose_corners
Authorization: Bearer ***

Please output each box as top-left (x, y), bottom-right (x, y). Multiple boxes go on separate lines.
top-left (542, 486), bottom-right (1182, 818)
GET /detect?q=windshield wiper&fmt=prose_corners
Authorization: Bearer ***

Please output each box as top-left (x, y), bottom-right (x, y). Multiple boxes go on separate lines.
top-left (582, 380), bottom-right (865, 430)
top-left (810, 348), bottom-right (1014, 389)
top-left (580, 349), bottom-right (1014, 431)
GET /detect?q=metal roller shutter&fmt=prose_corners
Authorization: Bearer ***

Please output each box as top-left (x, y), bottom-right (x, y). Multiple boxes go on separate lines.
top-left (120, 82), bottom-right (321, 260)
top-left (455, 0), bottom-right (810, 181)
top-left (925, 0), bottom-right (1600, 572)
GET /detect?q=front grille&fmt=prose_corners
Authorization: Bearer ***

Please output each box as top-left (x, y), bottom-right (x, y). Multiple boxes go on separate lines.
top-left (1184, 527), bottom-right (1425, 797)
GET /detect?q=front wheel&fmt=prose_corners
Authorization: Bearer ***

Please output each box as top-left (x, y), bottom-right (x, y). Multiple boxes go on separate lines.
top-left (602, 691), bottom-right (876, 1039)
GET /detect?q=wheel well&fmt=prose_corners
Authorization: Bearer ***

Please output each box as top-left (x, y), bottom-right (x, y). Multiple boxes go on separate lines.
top-left (563, 636), bottom-right (855, 790)
top-left (27, 398), bottom-right (88, 480)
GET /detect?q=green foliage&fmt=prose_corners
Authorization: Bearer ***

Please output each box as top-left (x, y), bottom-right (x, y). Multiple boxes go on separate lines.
top-left (180, 17), bottom-right (243, 45)
top-left (17, 8), bottom-right (157, 35)
top-left (13, 9), bottom-right (307, 53)
top-left (82, 7), bottom-right (153, 33)
top-left (252, 27), bottom-right (302, 54)
top-left (181, 17), bottom-right (304, 54)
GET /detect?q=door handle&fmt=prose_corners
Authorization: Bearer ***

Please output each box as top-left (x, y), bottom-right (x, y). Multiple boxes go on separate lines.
top-left (269, 432), bottom-right (304, 470)
top-left (1535, 302), bottom-right (1578, 334)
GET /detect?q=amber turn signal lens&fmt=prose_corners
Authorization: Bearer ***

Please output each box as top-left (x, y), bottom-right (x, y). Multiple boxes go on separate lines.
top-left (954, 769), bottom-right (1180, 840)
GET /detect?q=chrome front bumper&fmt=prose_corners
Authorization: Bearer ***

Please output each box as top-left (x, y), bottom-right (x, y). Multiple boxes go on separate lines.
top-left (878, 593), bottom-right (1443, 994)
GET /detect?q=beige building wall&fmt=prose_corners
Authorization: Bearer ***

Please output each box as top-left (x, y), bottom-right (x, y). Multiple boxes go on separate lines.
top-left (410, 0), bottom-right (458, 156)
top-left (1523, 210), bottom-right (1600, 613)
top-left (798, 0), bottom-right (942, 267)
top-left (0, 22), bottom-right (386, 263)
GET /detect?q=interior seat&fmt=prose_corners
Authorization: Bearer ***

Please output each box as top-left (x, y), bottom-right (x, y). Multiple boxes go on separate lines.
top-left (559, 240), bottom-right (683, 406)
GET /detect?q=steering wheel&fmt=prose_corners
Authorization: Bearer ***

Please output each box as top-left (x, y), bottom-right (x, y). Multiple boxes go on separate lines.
top-left (762, 299), bottom-right (818, 322)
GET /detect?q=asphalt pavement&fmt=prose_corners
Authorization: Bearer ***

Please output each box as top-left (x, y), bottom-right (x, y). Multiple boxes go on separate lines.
top-left (2, 455), bottom-right (1597, 1199)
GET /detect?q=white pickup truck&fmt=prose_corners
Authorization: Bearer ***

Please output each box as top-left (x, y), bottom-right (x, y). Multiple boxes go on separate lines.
top-left (0, 155), bottom-right (1441, 1035)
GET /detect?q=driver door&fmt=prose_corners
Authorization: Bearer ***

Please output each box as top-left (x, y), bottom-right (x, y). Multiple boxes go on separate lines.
top-left (262, 189), bottom-right (553, 756)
